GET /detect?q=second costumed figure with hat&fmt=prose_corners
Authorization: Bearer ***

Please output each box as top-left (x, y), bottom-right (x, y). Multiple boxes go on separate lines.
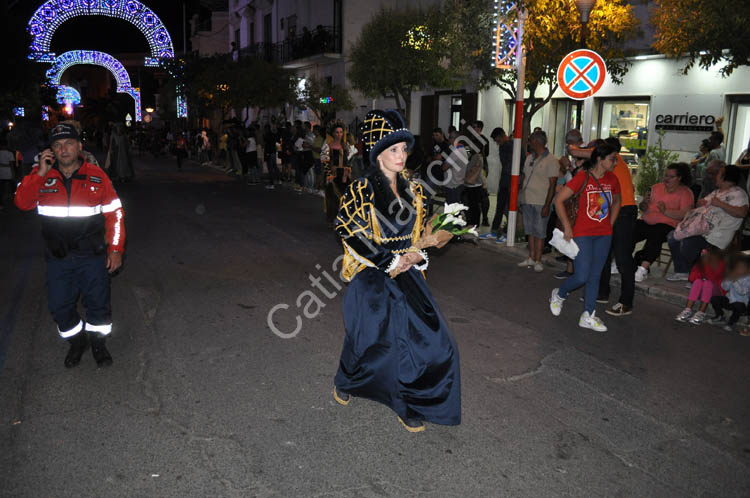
top-left (331, 110), bottom-right (461, 433)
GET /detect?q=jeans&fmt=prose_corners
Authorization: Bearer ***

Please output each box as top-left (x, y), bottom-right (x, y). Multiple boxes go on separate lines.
top-left (559, 235), bottom-right (612, 313)
top-left (667, 231), bottom-right (709, 273)
top-left (521, 204), bottom-right (550, 239)
top-left (265, 153), bottom-right (279, 185)
top-left (600, 205), bottom-right (637, 307)
top-left (490, 179), bottom-right (511, 234)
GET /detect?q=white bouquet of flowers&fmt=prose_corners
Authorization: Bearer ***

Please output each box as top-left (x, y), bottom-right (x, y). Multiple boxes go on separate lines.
top-left (414, 203), bottom-right (477, 251)
top-left (431, 203), bottom-right (479, 236)
top-left (389, 204), bottom-right (477, 278)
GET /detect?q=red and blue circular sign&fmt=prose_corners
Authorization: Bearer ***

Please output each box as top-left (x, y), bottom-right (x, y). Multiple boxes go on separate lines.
top-left (557, 49), bottom-right (607, 100)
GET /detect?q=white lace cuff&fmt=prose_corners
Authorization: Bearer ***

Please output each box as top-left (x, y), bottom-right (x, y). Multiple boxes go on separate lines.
top-left (413, 250), bottom-right (429, 271)
top-left (384, 254), bottom-right (401, 274)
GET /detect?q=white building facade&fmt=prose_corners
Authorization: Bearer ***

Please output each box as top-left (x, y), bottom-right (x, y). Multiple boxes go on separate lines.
top-left (226, 0), bottom-right (441, 124)
top-left (221, 0), bottom-right (749, 193)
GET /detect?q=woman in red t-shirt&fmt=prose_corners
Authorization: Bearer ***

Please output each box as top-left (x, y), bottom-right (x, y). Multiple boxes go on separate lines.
top-left (550, 142), bottom-right (621, 332)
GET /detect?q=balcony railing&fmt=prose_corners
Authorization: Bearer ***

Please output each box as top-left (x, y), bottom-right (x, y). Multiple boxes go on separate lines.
top-left (238, 26), bottom-right (341, 65)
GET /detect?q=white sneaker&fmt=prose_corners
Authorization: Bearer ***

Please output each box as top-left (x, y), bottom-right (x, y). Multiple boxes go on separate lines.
top-left (610, 261), bottom-right (619, 275)
top-left (579, 311), bottom-right (607, 332)
top-left (517, 258), bottom-right (534, 267)
top-left (675, 307), bottom-right (693, 322)
top-left (634, 266), bottom-right (648, 282)
top-left (689, 311), bottom-right (706, 325)
top-left (550, 288), bottom-right (565, 316)
top-left (533, 262), bottom-right (544, 272)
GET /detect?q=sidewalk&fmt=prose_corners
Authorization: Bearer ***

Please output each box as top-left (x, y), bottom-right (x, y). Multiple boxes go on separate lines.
top-left (477, 237), bottom-right (690, 308)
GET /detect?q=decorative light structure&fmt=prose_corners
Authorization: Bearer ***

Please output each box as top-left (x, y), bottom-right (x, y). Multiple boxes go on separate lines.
top-left (47, 50), bottom-right (142, 122)
top-left (27, 0), bottom-right (174, 66)
top-left (402, 25), bottom-right (432, 51)
top-left (491, 0), bottom-right (518, 69)
top-left (176, 95), bottom-right (187, 118)
top-left (13, 107), bottom-right (25, 117)
top-left (27, 0), bottom-right (186, 118)
top-left (42, 105), bottom-right (50, 121)
top-left (56, 85), bottom-right (82, 105)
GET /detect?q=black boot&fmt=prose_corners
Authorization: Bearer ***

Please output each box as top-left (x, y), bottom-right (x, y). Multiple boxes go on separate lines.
top-left (64, 333), bottom-right (89, 368)
top-left (89, 333), bottom-right (113, 367)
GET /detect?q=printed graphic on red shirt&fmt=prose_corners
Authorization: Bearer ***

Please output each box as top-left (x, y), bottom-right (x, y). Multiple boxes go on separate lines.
top-left (586, 190), bottom-right (612, 223)
top-left (565, 170), bottom-right (620, 237)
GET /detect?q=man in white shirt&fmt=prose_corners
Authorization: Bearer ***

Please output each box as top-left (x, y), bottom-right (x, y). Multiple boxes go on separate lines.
top-left (518, 130), bottom-right (559, 272)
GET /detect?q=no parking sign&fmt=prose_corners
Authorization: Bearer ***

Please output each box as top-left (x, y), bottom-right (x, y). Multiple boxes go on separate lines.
top-left (557, 49), bottom-right (607, 100)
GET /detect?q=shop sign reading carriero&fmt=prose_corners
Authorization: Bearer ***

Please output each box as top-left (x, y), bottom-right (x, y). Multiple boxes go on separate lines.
top-left (655, 113), bottom-right (715, 132)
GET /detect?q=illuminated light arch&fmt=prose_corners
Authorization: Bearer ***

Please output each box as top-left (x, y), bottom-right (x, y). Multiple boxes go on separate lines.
top-left (47, 50), bottom-right (142, 122)
top-left (27, 0), bottom-right (174, 66)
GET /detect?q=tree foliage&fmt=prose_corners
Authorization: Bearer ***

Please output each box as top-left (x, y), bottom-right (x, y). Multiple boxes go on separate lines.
top-left (457, 0), bottom-right (640, 135)
top-left (302, 77), bottom-right (354, 124)
top-left (635, 130), bottom-right (679, 197)
top-left (170, 54), bottom-right (297, 124)
top-left (652, 0), bottom-right (750, 77)
top-left (348, 7), bottom-right (464, 120)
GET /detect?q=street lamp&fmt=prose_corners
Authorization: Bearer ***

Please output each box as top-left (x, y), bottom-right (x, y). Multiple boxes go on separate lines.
top-left (575, 0), bottom-right (596, 45)
top-left (573, 0), bottom-right (596, 130)
top-left (575, 0), bottom-right (596, 24)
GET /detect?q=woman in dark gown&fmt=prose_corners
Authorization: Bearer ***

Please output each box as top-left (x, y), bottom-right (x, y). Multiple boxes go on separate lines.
top-left (322, 124), bottom-right (355, 227)
top-left (332, 110), bottom-right (461, 433)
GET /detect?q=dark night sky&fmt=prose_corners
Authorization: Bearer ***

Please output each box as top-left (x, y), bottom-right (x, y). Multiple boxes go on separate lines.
top-left (14, 0), bottom-right (203, 56)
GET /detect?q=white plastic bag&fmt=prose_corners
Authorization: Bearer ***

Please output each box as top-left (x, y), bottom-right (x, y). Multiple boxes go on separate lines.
top-left (550, 228), bottom-right (579, 260)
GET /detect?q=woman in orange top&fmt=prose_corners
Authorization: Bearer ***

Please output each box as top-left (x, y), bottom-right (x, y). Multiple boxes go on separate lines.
top-left (633, 163), bottom-right (694, 282)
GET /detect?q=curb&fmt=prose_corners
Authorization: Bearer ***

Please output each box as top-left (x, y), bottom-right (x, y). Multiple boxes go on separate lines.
top-left (476, 238), bottom-right (686, 308)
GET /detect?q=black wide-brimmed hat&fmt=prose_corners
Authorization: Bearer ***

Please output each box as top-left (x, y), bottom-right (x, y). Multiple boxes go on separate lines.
top-left (361, 109), bottom-right (414, 165)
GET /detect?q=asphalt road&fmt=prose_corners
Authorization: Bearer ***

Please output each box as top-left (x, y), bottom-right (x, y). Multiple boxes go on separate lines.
top-left (1, 153), bottom-right (748, 498)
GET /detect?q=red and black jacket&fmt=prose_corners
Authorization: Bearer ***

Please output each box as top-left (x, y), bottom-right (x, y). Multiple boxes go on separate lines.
top-left (15, 159), bottom-right (125, 257)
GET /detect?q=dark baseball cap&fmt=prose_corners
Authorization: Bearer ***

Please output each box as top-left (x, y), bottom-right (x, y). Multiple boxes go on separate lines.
top-left (49, 123), bottom-right (80, 143)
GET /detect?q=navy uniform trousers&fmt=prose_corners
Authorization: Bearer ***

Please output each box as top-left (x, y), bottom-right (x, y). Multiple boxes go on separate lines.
top-left (46, 252), bottom-right (112, 338)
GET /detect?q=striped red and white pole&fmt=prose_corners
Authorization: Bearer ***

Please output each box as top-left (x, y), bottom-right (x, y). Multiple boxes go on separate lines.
top-left (506, 9), bottom-right (526, 247)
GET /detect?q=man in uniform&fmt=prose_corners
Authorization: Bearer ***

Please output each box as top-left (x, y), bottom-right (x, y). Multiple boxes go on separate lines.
top-left (15, 123), bottom-right (125, 367)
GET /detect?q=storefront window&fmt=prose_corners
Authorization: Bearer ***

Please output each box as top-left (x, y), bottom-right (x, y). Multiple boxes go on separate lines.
top-left (599, 100), bottom-right (650, 156)
top-left (451, 96), bottom-right (462, 130)
top-left (552, 99), bottom-right (581, 156)
top-left (728, 102), bottom-right (750, 164)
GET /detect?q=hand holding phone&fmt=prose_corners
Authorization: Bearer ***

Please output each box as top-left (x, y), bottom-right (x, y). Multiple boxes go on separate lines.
top-left (37, 149), bottom-right (54, 177)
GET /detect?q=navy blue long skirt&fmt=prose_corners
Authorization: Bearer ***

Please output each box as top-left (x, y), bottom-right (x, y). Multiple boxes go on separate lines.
top-left (334, 267), bottom-right (461, 425)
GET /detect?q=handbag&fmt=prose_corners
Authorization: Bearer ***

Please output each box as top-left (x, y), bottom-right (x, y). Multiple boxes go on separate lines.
top-left (674, 206), bottom-right (710, 240)
top-left (561, 172), bottom-right (589, 228)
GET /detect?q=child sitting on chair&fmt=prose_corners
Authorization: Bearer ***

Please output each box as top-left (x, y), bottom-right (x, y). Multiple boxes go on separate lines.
top-left (675, 246), bottom-right (725, 325)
